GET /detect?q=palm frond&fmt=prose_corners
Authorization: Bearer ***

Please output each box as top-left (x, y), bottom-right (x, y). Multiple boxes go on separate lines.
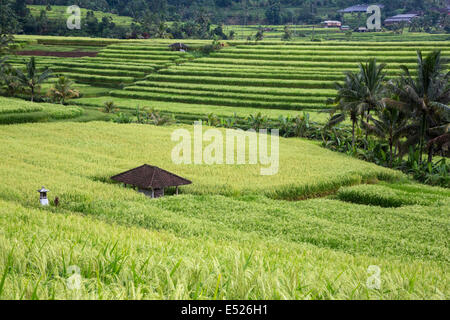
top-left (326, 113), bottom-right (346, 128)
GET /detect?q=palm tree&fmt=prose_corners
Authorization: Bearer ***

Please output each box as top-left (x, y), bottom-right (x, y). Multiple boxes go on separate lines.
top-left (426, 124), bottom-right (449, 162)
top-left (0, 34), bottom-right (14, 55)
top-left (103, 101), bottom-right (117, 114)
top-left (328, 59), bottom-right (387, 149)
top-left (15, 57), bottom-right (53, 102)
top-left (156, 22), bottom-right (170, 39)
top-left (0, 58), bottom-right (21, 97)
top-left (327, 72), bottom-right (366, 149)
top-left (385, 50), bottom-right (450, 164)
top-left (48, 75), bottom-right (79, 104)
top-left (358, 58), bottom-right (387, 135)
top-left (362, 105), bottom-right (409, 168)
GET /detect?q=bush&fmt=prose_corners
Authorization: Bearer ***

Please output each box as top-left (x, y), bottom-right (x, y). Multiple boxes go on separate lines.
top-left (337, 183), bottom-right (448, 207)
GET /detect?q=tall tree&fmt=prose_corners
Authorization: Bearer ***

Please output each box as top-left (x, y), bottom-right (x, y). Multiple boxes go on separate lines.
top-left (12, 0), bottom-right (30, 25)
top-left (0, 0), bottom-right (19, 34)
top-left (265, 0), bottom-right (281, 25)
top-left (358, 59), bottom-right (387, 143)
top-left (15, 57), bottom-right (53, 102)
top-left (362, 106), bottom-right (409, 167)
top-left (327, 72), bottom-right (366, 149)
top-left (385, 50), bottom-right (450, 163)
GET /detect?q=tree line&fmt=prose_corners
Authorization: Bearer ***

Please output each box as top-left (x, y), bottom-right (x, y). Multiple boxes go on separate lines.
top-left (1, 0), bottom-right (449, 38)
top-left (323, 50), bottom-right (449, 186)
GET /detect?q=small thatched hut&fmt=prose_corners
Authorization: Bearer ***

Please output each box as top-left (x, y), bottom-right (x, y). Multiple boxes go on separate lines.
top-left (111, 164), bottom-right (192, 198)
top-left (169, 42), bottom-right (189, 52)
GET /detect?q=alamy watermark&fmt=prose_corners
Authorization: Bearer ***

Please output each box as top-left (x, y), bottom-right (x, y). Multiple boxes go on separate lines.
top-left (366, 265), bottom-right (381, 290)
top-left (66, 265), bottom-right (82, 290)
top-left (366, 5), bottom-right (382, 30)
top-left (171, 122), bottom-right (280, 176)
top-left (67, 5), bottom-right (81, 30)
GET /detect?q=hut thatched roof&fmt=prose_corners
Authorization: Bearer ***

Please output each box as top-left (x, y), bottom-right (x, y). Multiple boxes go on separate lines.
top-left (111, 165), bottom-right (192, 189)
top-left (168, 42), bottom-right (189, 50)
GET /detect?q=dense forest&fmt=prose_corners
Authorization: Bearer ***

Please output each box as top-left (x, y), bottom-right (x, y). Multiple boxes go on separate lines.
top-left (0, 0), bottom-right (449, 38)
top-left (24, 0), bottom-right (450, 20)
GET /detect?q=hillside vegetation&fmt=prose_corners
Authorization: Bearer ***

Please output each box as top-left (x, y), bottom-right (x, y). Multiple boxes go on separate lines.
top-left (10, 37), bottom-right (448, 125)
top-left (0, 122), bottom-right (401, 198)
top-left (0, 97), bottom-right (83, 124)
top-left (0, 31), bottom-right (448, 301)
top-left (0, 121), bottom-right (448, 300)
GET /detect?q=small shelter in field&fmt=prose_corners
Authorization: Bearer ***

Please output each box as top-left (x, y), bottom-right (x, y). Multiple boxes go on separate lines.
top-left (169, 42), bottom-right (189, 52)
top-left (111, 164), bottom-right (192, 198)
top-left (322, 20), bottom-right (342, 28)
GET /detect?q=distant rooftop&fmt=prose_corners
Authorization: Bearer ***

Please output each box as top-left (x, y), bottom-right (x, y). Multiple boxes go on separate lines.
top-left (338, 3), bottom-right (385, 13)
top-left (385, 13), bottom-right (420, 24)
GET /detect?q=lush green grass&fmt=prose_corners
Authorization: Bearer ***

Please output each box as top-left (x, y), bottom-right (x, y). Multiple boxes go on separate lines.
top-left (51, 61), bottom-right (155, 73)
top-left (3, 34), bottom-right (449, 301)
top-left (225, 25), bottom-right (450, 42)
top-left (11, 41), bottom-right (187, 87)
top-left (0, 122), bottom-right (447, 300)
top-left (337, 182), bottom-right (450, 208)
top-left (28, 5), bottom-right (134, 27)
top-left (52, 67), bottom-right (146, 78)
top-left (158, 68), bottom-right (346, 82)
top-left (116, 41), bottom-right (447, 124)
top-left (17, 44), bottom-right (101, 52)
top-left (0, 122), bottom-right (401, 198)
top-left (6, 39), bottom-right (449, 135)
top-left (9, 38), bottom-right (448, 125)
top-left (133, 81), bottom-right (336, 97)
top-left (72, 96), bottom-right (334, 124)
top-left (123, 85), bottom-right (329, 104)
top-left (1, 197), bottom-right (447, 300)
top-left (146, 74), bottom-right (336, 89)
top-left (14, 35), bottom-right (125, 46)
top-left (0, 97), bottom-right (83, 124)
top-left (110, 89), bottom-right (324, 110)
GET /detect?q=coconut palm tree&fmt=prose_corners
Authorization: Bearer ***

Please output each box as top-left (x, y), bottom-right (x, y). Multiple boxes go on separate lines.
top-left (0, 58), bottom-right (21, 97)
top-left (328, 59), bottom-right (387, 149)
top-left (426, 124), bottom-right (449, 162)
top-left (362, 105), bottom-right (409, 168)
top-left (384, 50), bottom-right (450, 164)
top-left (15, 57), bottom-right (53, 102)
top-left (358, 58), bottom-right (387, 131)
top-left (327, 71), bottom-right (366, 149)
top-left (48, 75), bottom-right (79, 104)
top-left (103, 101), bottom-right (117, 114)
top-left (0, 34), bottom-right (14, 55)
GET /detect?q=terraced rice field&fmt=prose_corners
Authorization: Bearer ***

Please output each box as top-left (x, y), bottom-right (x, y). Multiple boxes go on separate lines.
top-left (7, 38), bottom-right (450, 125)
top-left (0, 122), bottom-right (448, 299)
top-left (225, 24), bottom-right (450, 42)
top-left (0, 97), bottom-right (83, 124)
top-left (2, 34), bottom-right (449, 301)
top-left (80, 41), bottom-right (449, 121)
top-left (8, 43), bottom-right (189, 87)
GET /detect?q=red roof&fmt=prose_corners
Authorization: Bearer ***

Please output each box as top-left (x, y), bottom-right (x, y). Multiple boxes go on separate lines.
top-left (111, 165), bottom-right (192, 189)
